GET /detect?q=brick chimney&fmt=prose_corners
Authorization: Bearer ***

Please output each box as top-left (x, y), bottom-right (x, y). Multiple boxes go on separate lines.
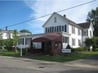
top-left (63, 14), bottom-right (66, 18)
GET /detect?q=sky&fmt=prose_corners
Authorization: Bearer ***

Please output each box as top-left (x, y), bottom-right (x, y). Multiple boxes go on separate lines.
top-left (0, 0), bottom-right (98, 34)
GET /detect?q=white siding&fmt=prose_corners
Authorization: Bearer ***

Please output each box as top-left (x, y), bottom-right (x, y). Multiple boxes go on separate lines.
top-left (68, 25), bottom-right (82, 48)
top-left (43, 13), bottom-right (93, 48)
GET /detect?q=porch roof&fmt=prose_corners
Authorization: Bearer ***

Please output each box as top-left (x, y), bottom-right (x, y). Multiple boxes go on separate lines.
top-left (32, 32), bottom-right (62, 42)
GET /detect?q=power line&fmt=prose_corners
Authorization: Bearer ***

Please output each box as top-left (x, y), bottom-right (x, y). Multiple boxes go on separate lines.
top-left (2, 0), bottom-right (96, 29)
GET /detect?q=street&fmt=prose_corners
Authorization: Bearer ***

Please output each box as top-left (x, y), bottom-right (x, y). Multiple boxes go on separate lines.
top-left (0, 56), bottom-right (98, 73)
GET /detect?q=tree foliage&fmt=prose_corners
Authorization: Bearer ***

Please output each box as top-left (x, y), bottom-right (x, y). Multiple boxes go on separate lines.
top-left (87, 7), bottom-right (98, 36)
top-left (20, 29), bottom-right (31, 33)
top-left (85, 38), bottom-right (92, 47)
top-left (85, 37), bottom-right (98, 51)
top-left (13, 30), bottom-right (19, 52)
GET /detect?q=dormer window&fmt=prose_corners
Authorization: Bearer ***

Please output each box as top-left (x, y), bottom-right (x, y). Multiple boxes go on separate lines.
top-left (54, 17), bottom-right (57, 23)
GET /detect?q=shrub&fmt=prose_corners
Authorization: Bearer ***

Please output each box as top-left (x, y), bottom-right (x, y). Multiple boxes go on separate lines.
top-left (95, 48), bottom-right (98, 51)
top-left (72, 47), bottom-right (86, 52)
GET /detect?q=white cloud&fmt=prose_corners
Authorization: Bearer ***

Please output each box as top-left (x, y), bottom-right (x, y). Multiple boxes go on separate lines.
top-left (25, 0), bottom-right (97, 23)
top-left (24, 0), bottom-right (98, 33)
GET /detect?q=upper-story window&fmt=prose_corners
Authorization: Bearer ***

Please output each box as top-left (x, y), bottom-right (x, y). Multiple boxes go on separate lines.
top-left (51, 27), bottom-right (53, 32)
top-left (54, 17), bottom-right (57, 23)
top-left (57, 26), bottom-right (59, 32)
top-left (50, 27), bottom-right (52, 32)
top-left (78, 29), bottom-right (81, 35)
top-left (64, 25), bottom-right (67, 32)
top-left (72, 26), bottom-right (75, 34)
top-left (83, 30), bottom-right (88, 36)
top-left (45, 28), bottom-right (47, 33)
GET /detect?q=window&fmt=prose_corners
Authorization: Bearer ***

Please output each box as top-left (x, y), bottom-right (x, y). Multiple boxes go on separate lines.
top-left (62, 26), bottom-right (64, 31)
top-left (83, 30), bottom-right (88, 36)
top-left (59, 26), bottom-right (61, 32)
top-left (54, 17), bottom-right (57, 23)
top-left (90, 31), bottom-right (92, 36)
top-left (47, 28), bottom-right (49, 33)
top-left (51, 27), bottom-right (53, 32)
top-left (86, 30), bottom-right (88, 36)
top-left (33, 42), bottom-right (42, 49)
top-left (78, 29), bottom-right (81, 35)
top-left (64, 25), bottom-right (67, 32)
top-left (50, 27), bottom-right (52, 32)
top-left (63, 37), bottom-right (69, 43)
top-left (25, 38), bottom-right (32, 45)
top-left (72, 26), bottom-right (75, 34)
top-left (45, 28), bottom-right (47, 33)
top-left (72, 38), bottom-right (75, 46)
top-left (54, 27), bottom-right (56, 32)
top-left (78, 39), bottom-right (81, 46)
top-left (57, 26), bottom-right (59, 32)
top-left (18, 38), bottom-right (24, 45)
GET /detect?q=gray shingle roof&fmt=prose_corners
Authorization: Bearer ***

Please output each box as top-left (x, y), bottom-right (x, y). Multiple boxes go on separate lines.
top-left (78, 22), bottom-right (90, 28)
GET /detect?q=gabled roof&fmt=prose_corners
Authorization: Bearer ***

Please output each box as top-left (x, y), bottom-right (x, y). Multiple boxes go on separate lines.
top-left (78, 22), bottom-right (90, 29)
top-left (43, 12), bottom-right (83, 29)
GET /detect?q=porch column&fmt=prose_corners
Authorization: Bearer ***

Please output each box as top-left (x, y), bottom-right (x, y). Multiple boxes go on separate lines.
top-left (24, 38), bottom-right (25, 46)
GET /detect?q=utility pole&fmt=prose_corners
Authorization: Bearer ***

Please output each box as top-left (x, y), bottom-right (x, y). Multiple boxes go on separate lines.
top-left (5, 26), bottom-right (8, 30)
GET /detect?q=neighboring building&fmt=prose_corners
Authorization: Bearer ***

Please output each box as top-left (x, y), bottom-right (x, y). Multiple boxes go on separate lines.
top-left (0, 30), bottom-right (13, 39)
top-left (17, 32), bottom-right (32, 48)
top-left (30, 12), bottom-right (94, 55)
top-left (0, 30), bottom-right (33, 49)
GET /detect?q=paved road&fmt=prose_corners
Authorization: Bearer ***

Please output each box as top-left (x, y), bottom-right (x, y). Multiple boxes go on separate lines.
top-left (0, 56), bottom-right (98, 73)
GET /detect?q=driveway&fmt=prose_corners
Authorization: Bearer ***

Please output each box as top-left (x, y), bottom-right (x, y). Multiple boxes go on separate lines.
top-left (0, 55), bottom-right (98, 73)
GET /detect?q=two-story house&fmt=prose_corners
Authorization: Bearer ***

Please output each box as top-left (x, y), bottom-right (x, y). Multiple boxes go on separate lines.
top-left (31, 12), bottom-right (94, 55)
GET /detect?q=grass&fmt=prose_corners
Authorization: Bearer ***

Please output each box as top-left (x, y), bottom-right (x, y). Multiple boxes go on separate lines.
top-left (32, 51), bottom-right (98, 62)
top-left (0, 51), bottom-right (19, 57)
top-left (0, 49), bottom-right (98, 62)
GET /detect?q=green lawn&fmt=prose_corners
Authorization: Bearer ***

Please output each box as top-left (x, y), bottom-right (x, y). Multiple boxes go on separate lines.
top-left (0, 51), bottom-right (19, 57)
top-left (32, 51), bottom-right (98, 62)
top-left (0, 50), bottom-right (98, 62)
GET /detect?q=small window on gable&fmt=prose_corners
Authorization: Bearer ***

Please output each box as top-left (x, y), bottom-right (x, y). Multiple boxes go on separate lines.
top-left (54, 17), bottom-right (57, 23)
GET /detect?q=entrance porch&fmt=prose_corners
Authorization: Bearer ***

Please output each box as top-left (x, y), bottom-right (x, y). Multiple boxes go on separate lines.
top-left (30, 33), bottom-right (62, 55)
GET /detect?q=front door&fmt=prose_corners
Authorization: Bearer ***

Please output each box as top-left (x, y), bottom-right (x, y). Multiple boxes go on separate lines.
top-left (43, 41), bottom-right (51, 55)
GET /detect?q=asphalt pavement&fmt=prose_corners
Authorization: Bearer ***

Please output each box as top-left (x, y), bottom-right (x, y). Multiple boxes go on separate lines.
top-left (0, 55), bottom-right (98, 73)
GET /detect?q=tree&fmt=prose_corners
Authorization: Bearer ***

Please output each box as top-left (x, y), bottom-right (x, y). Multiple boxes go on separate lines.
top-left (92, 37), bottom-right (98, 51)
top-left (87, 7), bottom-right (98, 36)
top-left (20, 29), bottom-right (31, 33)
top-left (85, 37), bottom-right (98, 51)
top-left (0, 32), bottom-right (2, 40)
top-left (85, 38), bottom-right (92, 50)
top-left (13, 30), bottom-right (19, 52)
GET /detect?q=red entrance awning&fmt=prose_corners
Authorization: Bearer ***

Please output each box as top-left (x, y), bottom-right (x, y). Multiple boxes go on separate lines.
top-left (32, 32), bottom-right (62, 42)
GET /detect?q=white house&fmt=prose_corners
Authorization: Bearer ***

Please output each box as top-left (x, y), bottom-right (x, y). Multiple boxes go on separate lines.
top-left (0, 30), bottom-right (33, 49)
top-left (0, 30), bottom-right (13, 39)
top-left (16, 32), bottom-right (32, 48)
top-left (29, 12), bottom-right (94, 55)
top-left (43, 12), bottom-right (94, 48)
